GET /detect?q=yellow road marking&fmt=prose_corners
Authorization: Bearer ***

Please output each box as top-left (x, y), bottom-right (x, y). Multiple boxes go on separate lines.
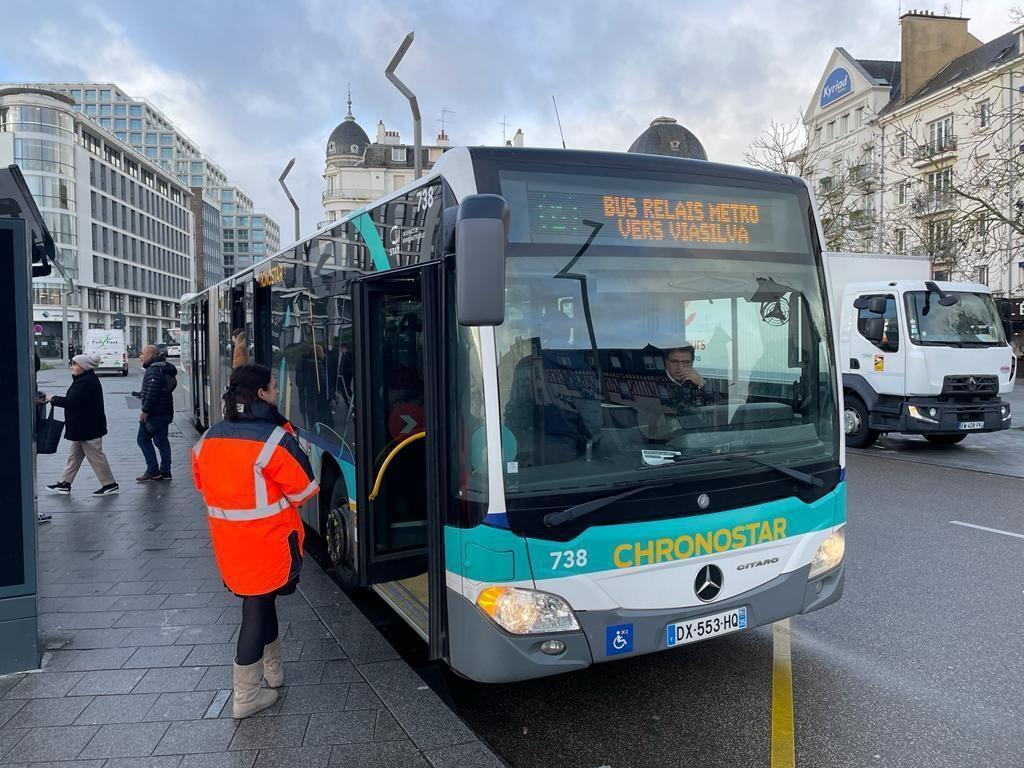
top-left (771, 618), bottom-right (796, 768)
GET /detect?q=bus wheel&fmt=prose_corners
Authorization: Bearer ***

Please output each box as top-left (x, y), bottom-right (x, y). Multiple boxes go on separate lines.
top-left (925, 434), bottom-right (967, 445)
top-left (844, 396), bottom-right (879, 448)
top-left (325, 476), bottom-right (358, 590)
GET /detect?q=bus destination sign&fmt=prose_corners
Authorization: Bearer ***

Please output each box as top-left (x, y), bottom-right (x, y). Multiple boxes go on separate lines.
top-left (602, 196), bottom-right (761, 245)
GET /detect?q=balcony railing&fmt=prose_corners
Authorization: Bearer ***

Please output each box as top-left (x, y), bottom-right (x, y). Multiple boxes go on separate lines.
top-left (911, 192), bottom-right (956, 216)
top-left (323, 188), bottom-right (380, 202)
top-left (913, 135), bottom-right (957, 163)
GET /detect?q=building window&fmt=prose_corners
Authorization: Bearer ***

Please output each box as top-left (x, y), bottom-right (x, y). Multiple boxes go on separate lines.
top-left (898, 134), bottom-right (908, 158)
top-left (815, 126), bottom-right (822, 144)
top-left (827, 121), bottom-right (836, 141)
top-left (855, 106), bottom-right (865, 127)
top-left (99, 89), bottom-right (111, 101)
top-left (392, 147), bottom-right (407, 162)
top-left (129, 104), bottom-right (142, 117)
top-left (85, 89), bottom-right (96, 101)
top-left (145, 132), bottom-right (157, 144)
top-left (979, 100), bottom-right (991, 128)
top-left (160, 134), bottom-right (173, 146)
top-left (977, 265), bottom-right (989, 285)
top-left (895, 228), bottom-right (906, 253)
top-left (115, 104), bottom-right (126, 117)
top-left (840, 114), bottom-right (849, 135)
top-left (927, 116), bottom-right (955, 151)
top-left (114, 118), bottom-right (127, 131)
top-left (70, 89), bottom-right (81, 100)
top-left (159, 147), bottom-right (172, 158)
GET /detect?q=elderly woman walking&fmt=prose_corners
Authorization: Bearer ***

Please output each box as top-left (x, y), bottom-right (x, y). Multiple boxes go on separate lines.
top-left (43, 354), bottom-right (120, 496)
top-left (191, 363), bottom-right (319, 718)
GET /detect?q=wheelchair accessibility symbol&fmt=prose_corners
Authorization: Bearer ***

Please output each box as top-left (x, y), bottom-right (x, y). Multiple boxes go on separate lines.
top-left (605, 623), bottom-right (634, 656)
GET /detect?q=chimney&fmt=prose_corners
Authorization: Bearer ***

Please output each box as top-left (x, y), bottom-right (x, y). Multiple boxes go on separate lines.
top-left (436, 130), bottom-right (449, 147)
top-left (512, 128), bottom-right (524, 148)
top-left (899, 10), bottom-right (981, 102)
top-left (376, 120), bottom-right (386, 144)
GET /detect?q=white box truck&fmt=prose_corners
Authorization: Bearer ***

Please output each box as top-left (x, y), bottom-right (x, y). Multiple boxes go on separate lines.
top-left (83, 328), bottom-right (128, 377)
top-left (826, 252), bottom-right (1015, 447)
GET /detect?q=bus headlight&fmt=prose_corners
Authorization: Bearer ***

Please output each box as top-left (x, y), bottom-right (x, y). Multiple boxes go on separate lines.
top-left (475, 587), bottom-right (580, 634)
top-left (809, 529), bottom-right (845, 579)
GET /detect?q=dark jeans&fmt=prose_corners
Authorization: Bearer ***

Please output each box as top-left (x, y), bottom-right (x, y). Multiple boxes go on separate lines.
top-left (137, 417), bottom-right (171, 474)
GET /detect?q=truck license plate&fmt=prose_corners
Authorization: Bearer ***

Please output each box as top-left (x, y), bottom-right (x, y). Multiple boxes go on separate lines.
top-left (666, 607), bottom-right (747, 648)
top-left (958, 421), bottom-right (984, 430)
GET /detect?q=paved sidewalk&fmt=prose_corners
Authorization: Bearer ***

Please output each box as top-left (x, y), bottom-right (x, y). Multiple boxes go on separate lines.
top-left (1, 363), bottom-right (502, 768)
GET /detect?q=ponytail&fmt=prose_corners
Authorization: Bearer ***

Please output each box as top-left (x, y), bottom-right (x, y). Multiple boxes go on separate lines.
top-left (223, 363), bottom-right (272, 421)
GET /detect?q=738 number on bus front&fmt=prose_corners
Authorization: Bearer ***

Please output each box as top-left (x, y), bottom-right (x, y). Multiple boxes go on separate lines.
top-left (550, 549), bottom-right (588, 570)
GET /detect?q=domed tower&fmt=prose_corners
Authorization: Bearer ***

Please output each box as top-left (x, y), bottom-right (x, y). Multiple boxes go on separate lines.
top-left (627, 117), bottom-right (707, 160)
top-left (323, 90), bottom-right (372, 223)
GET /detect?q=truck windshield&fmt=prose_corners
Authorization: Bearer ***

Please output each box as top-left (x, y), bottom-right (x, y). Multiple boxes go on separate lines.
top-left (493, 169), bottom-right (838, 500)
top-left (904, 291), bottom-right (1006, 346)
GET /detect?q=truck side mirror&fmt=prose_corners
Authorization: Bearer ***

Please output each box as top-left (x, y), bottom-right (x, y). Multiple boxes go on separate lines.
top-left (867, 297), bottom-right (887, 315)
top-left (455, 194), bottom-right (510, 327)
top-left (864, 317), bottom-right (885, 343)
top-left (1003, 320), bottom-right (1014, 341)
top-left (999, 300), bottom-right (1012, 319)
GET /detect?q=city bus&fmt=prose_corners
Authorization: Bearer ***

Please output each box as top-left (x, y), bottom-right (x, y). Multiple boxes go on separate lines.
top-left (181, 147), bottom-right (846, 683)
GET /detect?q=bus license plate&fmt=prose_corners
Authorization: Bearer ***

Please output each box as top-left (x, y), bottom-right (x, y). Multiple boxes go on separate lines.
top-left (666, 607), bottom-right (747, 648)
top-left (958, 421), bottom-right (984, 430)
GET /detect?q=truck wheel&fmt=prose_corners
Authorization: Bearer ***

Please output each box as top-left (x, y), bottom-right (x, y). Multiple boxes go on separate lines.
top-left (844, 396), bottom-right (879, 448)
top-left (925, 434), bottom-right (967, 445)
top-left (324, 474), bottom-right (359, 592)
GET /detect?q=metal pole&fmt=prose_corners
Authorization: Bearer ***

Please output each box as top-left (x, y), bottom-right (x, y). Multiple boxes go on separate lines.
top-left (61, 288), bottom-right (68, 360)
top-left (279, 158), bottom-right (300, 243)
top-left (386, 32), bottom-right (422, 179)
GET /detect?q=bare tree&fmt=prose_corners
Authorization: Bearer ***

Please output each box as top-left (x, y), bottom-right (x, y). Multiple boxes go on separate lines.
top-left (745, 117), bottom-right (874, 251)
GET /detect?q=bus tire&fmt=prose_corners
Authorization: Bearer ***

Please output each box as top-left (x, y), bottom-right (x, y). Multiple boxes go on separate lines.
top-left (323, 470), bottom-right (359, 591)
top-left (925, 434), bottom-right (967, 445)
top-left (844, 395), bottom-right (879, 448)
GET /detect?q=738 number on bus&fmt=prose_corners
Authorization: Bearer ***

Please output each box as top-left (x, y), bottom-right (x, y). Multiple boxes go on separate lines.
top-left (550, 549), bottom-right (588, 570)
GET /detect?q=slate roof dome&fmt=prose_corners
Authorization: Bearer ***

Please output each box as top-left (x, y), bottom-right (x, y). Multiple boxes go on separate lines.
top-left (327, 94), bottom-right (370, 158)
top-left (628, 117), bottom-right (707, 160)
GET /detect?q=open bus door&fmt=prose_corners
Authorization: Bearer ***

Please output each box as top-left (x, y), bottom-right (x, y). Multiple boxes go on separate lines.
top-left (352, 263), bottom-right (447, 660)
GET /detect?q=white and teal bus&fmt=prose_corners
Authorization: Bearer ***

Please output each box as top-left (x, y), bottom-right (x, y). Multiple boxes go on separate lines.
top-left (181, 147), bottom-right (846, 683)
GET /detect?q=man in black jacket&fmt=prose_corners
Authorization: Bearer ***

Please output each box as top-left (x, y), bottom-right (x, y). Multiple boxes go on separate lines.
top-left (43, 354), bottom-right (119, 496)
top-left (135, 344), bottom-right (177, 482)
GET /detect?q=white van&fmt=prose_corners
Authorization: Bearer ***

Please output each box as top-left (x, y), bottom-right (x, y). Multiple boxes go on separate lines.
top-left (83, 329), bottom-right (128, 376)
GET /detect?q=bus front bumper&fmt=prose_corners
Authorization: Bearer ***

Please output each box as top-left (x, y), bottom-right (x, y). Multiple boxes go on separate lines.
top-left (446, 562), bottom-right (844, 684)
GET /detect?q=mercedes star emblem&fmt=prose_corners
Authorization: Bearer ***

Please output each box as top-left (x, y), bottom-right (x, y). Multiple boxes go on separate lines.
top-left (694, 564), bottom-right (724, 602)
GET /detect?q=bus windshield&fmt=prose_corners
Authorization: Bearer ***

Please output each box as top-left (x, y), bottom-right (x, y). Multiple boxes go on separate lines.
top-left (904, 291), bottom-right (1006, 347)
top-left (493, 169), bottom-right (837, 499)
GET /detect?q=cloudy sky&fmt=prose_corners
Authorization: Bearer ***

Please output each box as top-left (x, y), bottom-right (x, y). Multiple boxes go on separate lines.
top-left (2, 0), bottom-right (1020, 240)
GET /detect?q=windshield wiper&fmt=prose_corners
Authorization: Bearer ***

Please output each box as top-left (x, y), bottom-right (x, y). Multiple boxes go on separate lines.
top-left (722, 455), bottom-right (823, 488)
top-left (638, 449), bottom-right (823, 488)
top-left (543, 482), bottom-right (673, 527)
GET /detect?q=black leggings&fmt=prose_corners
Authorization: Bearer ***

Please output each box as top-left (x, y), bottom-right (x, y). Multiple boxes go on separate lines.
top-left (236, 594), bottom-right (279, 665)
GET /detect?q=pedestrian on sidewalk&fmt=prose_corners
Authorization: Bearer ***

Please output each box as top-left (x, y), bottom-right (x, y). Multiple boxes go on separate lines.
top-left (134, 344), bottom-right (177, 482)
top-left (191, 363), bottom-right (319, 719)
top-left (43, 354), bottom-right (119, 497)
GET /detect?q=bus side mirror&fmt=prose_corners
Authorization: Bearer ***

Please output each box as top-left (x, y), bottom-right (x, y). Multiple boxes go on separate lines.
top-left (864, 317), bottom-right (885, 343)
top-left (456, 194), bottom-right (509, 327)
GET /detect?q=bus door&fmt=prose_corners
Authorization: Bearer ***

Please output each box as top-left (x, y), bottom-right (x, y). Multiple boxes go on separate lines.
top-left (353, 263), bottom-right (446, 659)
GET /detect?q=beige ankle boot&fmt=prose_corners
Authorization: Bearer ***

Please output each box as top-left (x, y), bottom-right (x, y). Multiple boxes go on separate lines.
top-left (232, 660), bottom-right (278, 719)
top-left (263, 638), bottom-right (284, 688)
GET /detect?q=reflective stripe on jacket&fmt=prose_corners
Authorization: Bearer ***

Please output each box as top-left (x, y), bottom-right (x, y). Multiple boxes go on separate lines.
top-left (191, 402), bottom-right (318, 596)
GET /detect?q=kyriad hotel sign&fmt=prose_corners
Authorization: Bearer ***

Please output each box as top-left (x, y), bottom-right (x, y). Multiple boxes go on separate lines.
top-left (820, 67), bottom-right (852, 107)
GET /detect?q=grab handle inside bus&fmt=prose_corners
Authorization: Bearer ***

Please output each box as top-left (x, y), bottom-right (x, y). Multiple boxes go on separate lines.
top-left (456, 194), bottom-right (510, 326)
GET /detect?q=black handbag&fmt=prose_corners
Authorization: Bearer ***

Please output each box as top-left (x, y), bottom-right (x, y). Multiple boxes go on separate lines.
top-left (36, 403), bottom-right (65, 455)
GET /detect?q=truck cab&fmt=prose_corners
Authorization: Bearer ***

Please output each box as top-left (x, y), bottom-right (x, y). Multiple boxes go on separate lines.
top-left (837, 279), bottom-right (1014, 447)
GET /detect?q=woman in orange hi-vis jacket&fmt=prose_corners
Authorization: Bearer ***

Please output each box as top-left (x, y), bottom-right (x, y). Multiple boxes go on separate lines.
top-left (191, 364), bottom-right (319, 718)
